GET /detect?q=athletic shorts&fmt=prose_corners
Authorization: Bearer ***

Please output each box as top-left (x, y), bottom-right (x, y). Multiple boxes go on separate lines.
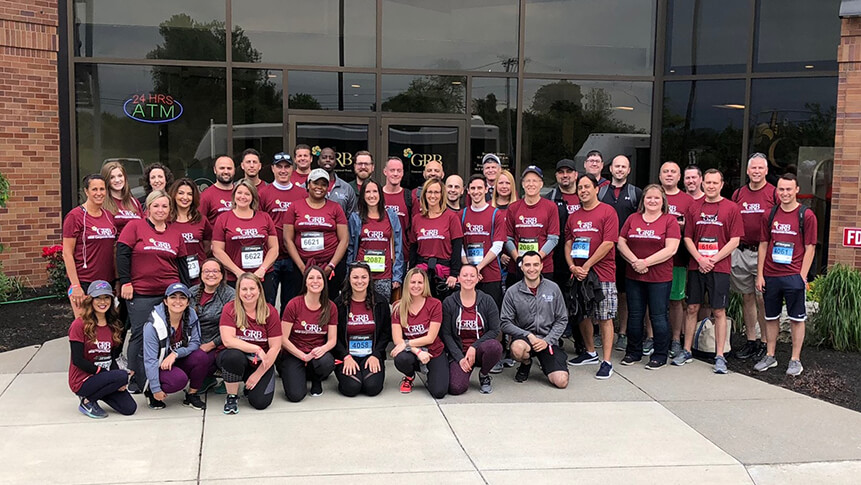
top-left (670, 266), bottom-right (687, 301)
top-left (763, 274), bottom-right (807, 322)
top-left (730, 248), bottom-right (759, 295)
top-left (590, 281), bottom-right (618, 321)
top-left (687, 271), bottom-right (730, 309)
top-left (514, 337), bottom-right (569, 375)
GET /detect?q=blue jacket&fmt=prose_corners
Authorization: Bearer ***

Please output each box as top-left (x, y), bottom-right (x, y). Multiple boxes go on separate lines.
top-left (143, 303), bottom-right (201, 394)
top-left (346, 208), bottom-right (405, 284)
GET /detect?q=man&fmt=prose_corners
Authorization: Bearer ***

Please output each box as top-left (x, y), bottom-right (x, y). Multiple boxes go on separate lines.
top-left (260, 152), bottom-right (306, 311)
top-left (583, 150), bottom-right (611, 188)
top-left (662, 161), bottom-right (695, 358)
top-left (317, 146), bottom-right (357, 215)
top-left (411, 160), bottom-right (445, 209)
top-left (545, 158), bottom-right (580, 343)
top-left (673, 169), bottom-right (743, 374)
top-left (684, 165), bottom-right (705, 200)
top-left (461, 174), bottom-right (505, 308)
top-left (199, 155), bottom-right (235, 225)
top-left (505, 166), bottom-right (560, 286)
top-left (382, 156), bottom-right (412, 237)
top-left (349, 150), bottom-right (374, 193)
top-left (482, 153), bottom-right (502, 200)
top-left (292, 144), bottom-right (313, 187)
top-left (445, 174), bottom-right (465, 211)
top-left (240, 148), bottom-right (267, 189)
top-left (731, 153), bottom-right (778, 361)
top-left (755, 173), bottom-right (816, 376)
top-left (500, 251), bottom-right (569, 389)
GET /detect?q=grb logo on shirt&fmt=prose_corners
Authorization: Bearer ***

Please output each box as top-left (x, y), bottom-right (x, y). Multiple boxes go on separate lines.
top-left (241, 328), bottom-right (264, 341)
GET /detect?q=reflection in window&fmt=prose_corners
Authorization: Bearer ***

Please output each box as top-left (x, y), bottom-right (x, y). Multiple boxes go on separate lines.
top-left (471, 78), bottom-right (517, 175)
top-left (381, 0), bottom-right (518, 71)
top-left (665, 0), bottom-right (750, 75)
top-left (524, 0), bottom-right (655, 76)
top-left (232, 0), bottom-right (375, 67)
top-left (382, 75), bottom-right (466, 114)
top-left (74, 0), bottom-right (226, 60)
top-left (388, 125), bottom-right (460, 190)
top-left (288, 72), bottom-right (375, 111)
top-left (295, 123), bottom-right (371, 183)
top-left (233, 69), bottom-right (284, 183)
top-left (522, 80), bottom-right (652, 187)
top-left (754, 0), bottom-right (840, 72)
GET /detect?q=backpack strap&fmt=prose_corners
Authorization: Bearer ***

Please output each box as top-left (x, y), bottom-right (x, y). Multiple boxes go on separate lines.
top-left (732, 188), bottom-right (741, 203)
top-left (598, 184), bottom-right (609, 201)
top-left (766, 205), bottom-right (780, 236)
top-left (404, 188), bottom-right (412, 215)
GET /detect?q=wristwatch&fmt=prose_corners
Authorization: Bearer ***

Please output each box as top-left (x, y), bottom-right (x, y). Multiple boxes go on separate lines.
top-left (404, 339), bottom-right (411, 353)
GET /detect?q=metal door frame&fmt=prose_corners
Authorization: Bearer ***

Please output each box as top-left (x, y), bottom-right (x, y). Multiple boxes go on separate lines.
top-left (380, 117), bottom-right (469, 181)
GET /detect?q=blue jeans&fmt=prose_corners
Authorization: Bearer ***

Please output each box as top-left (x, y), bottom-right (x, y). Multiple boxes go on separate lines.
top-left (625, 279), bottom-right (672, 362)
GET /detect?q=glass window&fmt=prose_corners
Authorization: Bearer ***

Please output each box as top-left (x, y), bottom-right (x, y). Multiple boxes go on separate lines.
top-left (471, 77), bottom-right (517, 175)
top-left (522, 80), bottom-right (652, 187)
top-left (288, 72), bottom-right (376, 111)
top-left (75, 64), bottom-right (226, 197)
top-left (294, 123), bottom-right (371, 183)
top-left (388, 125), bottom-right (460, 190)
top-left (524, 0), bottom-right (656, 76)
top-left (73, 0), bottom-right (226, 60)
top-left (665, 0), bottom-right (751, 75)
top-left (233, 69), bottom-right (284, 183)
top-left (382, 75), bottom-right (466, 114)
top-left (381, 0), bottom-right (518, 71)
top-left (232, 0), bottom-right (375, 67)
top-left (754, 0), bottom-right (841, 72)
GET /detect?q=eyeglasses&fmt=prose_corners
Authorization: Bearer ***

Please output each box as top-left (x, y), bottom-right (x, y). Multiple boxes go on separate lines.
top-left (355, 162), bottom-right (373, 167)
top-left (202, 270), bottom-right (222, 275)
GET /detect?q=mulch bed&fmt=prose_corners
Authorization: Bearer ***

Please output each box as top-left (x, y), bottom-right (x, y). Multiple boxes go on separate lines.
top-left (0, 288), bottom-right (72, 353)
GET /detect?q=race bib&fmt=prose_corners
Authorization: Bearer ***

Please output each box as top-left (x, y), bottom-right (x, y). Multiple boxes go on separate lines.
top-left (466, 243), bottom-right (484, 265)
top-left (697, 237), bottom-right (719, 257)
top-left (570, 237), bottom-right (591, 260)
top-left (241, 245), bottom-right (264, 269)
top-left (772, 241), bottom-right (794, 265)
top-left (518, 237), bottom-right (539, 253)
top-left (187, 254), bottom-right (200, 280)
top-left (300, 231), bottom-right (325, 252)
top-left (348, 335), bottom-right (373, 357)
top-left (94, 359), bottom-right (112, 371)
top-left (363, 249), bottom-right (386, 273)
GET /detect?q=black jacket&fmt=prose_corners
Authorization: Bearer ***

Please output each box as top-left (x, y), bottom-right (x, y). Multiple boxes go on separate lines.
top-left (567, 269), bottom-right (605, 323)
top-left (190, 282), bottom-right (235, 347)
top-left (441, 290), bottom-right (500, 361)
top-left (333, 292), bottom-right (392, 361)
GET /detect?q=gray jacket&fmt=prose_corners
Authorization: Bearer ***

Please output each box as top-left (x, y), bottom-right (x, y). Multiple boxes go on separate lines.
top-left (500, 277), bottom-right (567, 343)
top-left (190, 283), bottom-right (235, 347)
top-left (143, 303), bottom-right (201, 394)
top-left (327, 173), bottom-right (358, 216)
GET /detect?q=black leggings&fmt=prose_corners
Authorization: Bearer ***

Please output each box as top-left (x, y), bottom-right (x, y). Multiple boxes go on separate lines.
top-left (216, 348), bottom-right (277, 410)
top-left (393, 351), bottom-right (448, 399)
top-left (76, 370), bottom-right (137, 415)
top-left (335, 355), bottom-right (386, 397)
top-left (277, 352), bottom-right (335, 402)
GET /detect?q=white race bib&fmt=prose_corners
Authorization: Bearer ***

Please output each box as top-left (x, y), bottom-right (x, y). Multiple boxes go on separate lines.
top-left (772, 241), bottom-right (793, 265)
top-left (241, 245), bottom-right (264, 269)
top-left (300, 231), bottom-right (325, 252)
top-left (570, 237), bottom-right (590, 260)
top-left (187, 255), bottom-right (200, 279)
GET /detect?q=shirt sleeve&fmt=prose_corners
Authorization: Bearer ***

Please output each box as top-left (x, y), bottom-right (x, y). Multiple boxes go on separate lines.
top-left (547, 200), bottom-right (561, 237)
top-left (328, 302), bottom-right (339, 326)
top-left (333, 203), bottom-right (348, 225)
top-left (219, 303), bottom-right (236, 328)
top-left (117, 219), bottom-right (138, 247)
top-left (620, 214), bottom-right (633, 239)
top-left (666, 216), bottom-right (681, 239)
top-left (212, 215), bottom-right (227, 242)
top-left (428, 298), bottom-right (443, 323)
top-left (266, 305), bottom-right (283, 338)
top-left (803, 210), bottom-right (818, 246)
top-left (603, 206), bottom-right (619, 242)
top-left (62, 209), bottom-right (81, 239)
top-left (203, 218), bottom-right (213, 241)
top-left (283, 203), bottom-right (297, 225)
top-left (728, 203), bottom-right (745, 239)
top-left (281, 298), bottom-right (297, 323)
top-left (449, 211), bottom-right (464, 239)
top-left (684, 205), bottom-right (696, 239)
top-left (68, 318), bottom-right (85, 342)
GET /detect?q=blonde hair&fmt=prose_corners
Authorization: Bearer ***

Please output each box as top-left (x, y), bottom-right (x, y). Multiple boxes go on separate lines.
top-left (492, 169), bottom-right (518, 207)
top-left (396, 268), bottom-right (431, 327)
top-left (101, 162), bottom-right (139, 216)
top-left (637, 184), bottom-right (669, 215)
top-left (419, 178), bottom-right (445, 217)
top-left (145, 189), bottom-right (172, 211)
top-left (234, 273), bottom-right (269, 331)
top-left (233, 178), bottom-right (260, 211)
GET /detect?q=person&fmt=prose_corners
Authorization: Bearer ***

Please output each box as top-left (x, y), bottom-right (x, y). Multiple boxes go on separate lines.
top-left (292, 144), bottom-right (313, 187)
top-left (500, 251), bottom-right (569, 388)
top-left (674, 169), bottom-right (743, 374)
top-left (199, 155), bottom-right (236, 225)
top-left (460, 175), bottom-right (505, 308)
top-left (491, 169), bottom-right (517, 210)
top-left (100, 161), bottom-right (142, 234)
top-left (284, 168), bottom-right (349, 300)
top-left (191, 258), bottom-right (235, 392)
top-left (278, 265), bottom-right (338, 401)
top-left (68, 280), bottom-right (136, 418)
top-left (411, 160), bottom-right (445, 210)
top-left (382, 156), bottom-right (412, 298)
top-left (142, 282), bottom-right (209, 410)
top-left (391, 268), bottom-right (448, 398)
top-left (504, 165), bottom-right (559, 287)
top-left (616, 184), bottom-right (681, 369)
top-left (211, 179), bottom-right (279, 301)
top-left (169, 178), bottom-right (211, 287)
top-left (445, 174), bottom-right (464, 211)
top-left (661, 161), bottom-right (695, 358)
top-left (239, 148), bottom-right (267, 189)
top-left (442, 265), bottom-right (502, 395)
top-left (117, 189), bottom-right (189, 393)
top-left (333, 262), bottom-right (392, 397)
top-left (140, 163), bottom-right (174, 205)
top-left (755, 173), bottom-right (817, 376)
top-left (564, 174), bottom-right (620, 379)
top-left (63, 174), bottom-right (116, 317)
top-left (349, 150), bottom-right (374, 193)
top-left (409, 178), bottom-right (464, 299)
top-left (684, 165), bottom-right (705, 200)
top-left (318, 147), bottom-right (357, 215)
top-left (346, 178), bottom-right (405, 302)
top-left (482, 153), bottom-right (502, 200)
top-left (490, 168), bottom-right (518, 368)
top-left (259, 152), bottom-right (306, 310)
top-left (732, 153), bottom-right (778, 361)
top-left (583, 150), bottom-right (610, 188)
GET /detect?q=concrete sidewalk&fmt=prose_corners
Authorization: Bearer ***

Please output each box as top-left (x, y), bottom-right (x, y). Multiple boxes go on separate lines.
top-left (1, 338), bottom-right (860, 484)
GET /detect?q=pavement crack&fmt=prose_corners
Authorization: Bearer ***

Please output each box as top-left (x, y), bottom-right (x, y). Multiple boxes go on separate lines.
top-left (428, 389), bottom-right (488, 484)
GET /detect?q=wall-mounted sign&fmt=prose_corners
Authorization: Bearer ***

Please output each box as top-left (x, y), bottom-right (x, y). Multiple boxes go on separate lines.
top-left (404, 148), bottom-right (444, 167)
top-left (843, 227), bottom-right (861, 247)
top-left (123, 94), bottom-right (183, 124)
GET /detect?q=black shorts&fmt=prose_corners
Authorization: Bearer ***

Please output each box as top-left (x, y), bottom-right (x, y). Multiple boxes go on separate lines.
top-left (764, 274), bottom-right (807, 321)
top-left (514, 337), bottom-right (569, 375)
top-left (686, 270), bottom-right (730, 309)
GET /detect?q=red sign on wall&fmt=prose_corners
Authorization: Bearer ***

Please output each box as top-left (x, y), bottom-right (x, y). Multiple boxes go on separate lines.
top-left (843, 228), bottom-right (861, 247)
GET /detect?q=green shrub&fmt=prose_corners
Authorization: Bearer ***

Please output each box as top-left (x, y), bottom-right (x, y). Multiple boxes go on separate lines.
top-left (727, 292), bottom-right (744, 335)
top-left (0, 264), bottom-right (25, 303)
top-left (811, 264), bottom-right (861, 352)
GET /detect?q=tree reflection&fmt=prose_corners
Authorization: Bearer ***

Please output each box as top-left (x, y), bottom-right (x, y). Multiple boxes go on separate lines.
top-left (382, 75), bottom-right (465, 113)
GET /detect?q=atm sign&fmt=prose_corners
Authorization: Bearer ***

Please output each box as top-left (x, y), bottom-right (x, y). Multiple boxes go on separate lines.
top-left (843, 228), bottom-right (861, 247)
top-left (123, 93), bottom-right (183, 124)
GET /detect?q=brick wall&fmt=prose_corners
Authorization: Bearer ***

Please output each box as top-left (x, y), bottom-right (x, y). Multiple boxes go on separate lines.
top-left (0, 1), bottom-right (60, 287)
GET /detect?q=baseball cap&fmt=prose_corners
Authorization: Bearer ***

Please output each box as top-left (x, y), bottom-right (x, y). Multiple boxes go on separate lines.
top-left (555, 159), bottom-right (576, 171)
top-left (482, 153), bottom-right (501, 165)
top-left (87, 280), bottom-right (114, 298)
top-left (272, 152), bottom-right (293, 166)
top-left (308, 168), bottom-right (330, 183)
top-left (165, 282), bottom-right (192, 298)
top-left (522, 165), bottom-right (544, 178)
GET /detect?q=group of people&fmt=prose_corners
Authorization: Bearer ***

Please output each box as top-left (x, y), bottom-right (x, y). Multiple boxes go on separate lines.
top-left (64, 146), bottom-right (816, 419)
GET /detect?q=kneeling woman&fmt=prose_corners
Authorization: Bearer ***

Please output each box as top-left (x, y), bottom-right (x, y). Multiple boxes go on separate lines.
top-left (333, 262), bottom-right (391, 397)
top-left (442, 265), bottom-right (502, 395)
top-left (217, 273), bottom-right (282, 413)
top-left (142, 282), bottom-right (209, 410)
top-left (68, 280), bottom-right (136, 418)
top-left (391, 268), bottom-right (448, 398)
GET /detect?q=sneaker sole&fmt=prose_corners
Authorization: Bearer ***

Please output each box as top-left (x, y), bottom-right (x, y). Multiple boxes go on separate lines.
top-left (489, 369), bottom-right (503, 375)
top-left (78, 407), bottom-right (107, 419)
top-left (223, 408), bottom-right (239, 415)
top-left (310, 392), bottom-right (322, 397)
top-left (183, 402), bottom-right (206, 411)
top-left (595, 369), bottom-right (614, 380)
top-left (620, 359), bottom-right (640, 366)
top-left (645, 364), bottom-right (664, 370)
top-left (786, 369), bottom-right (803, 377)
top-left (479, 387), bottom-right (493, 394)
top-left (714, 368), bottom-right (728, 374)
top-left (567, 358), bottom-right (599, 367)
top-left (755, 362), bottom-right (778, 372)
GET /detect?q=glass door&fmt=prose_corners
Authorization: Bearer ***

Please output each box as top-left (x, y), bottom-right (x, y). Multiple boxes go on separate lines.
top-left (291, 115), bottom-right (376, 184)
top-left (382, 118), bottom-right (467, 190)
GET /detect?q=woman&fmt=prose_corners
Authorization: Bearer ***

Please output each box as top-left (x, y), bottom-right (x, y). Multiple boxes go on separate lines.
top-left (67, 280), bottom-right (136, 418)
top-left (409, 178), bottom-right (463, 299)
top-left (278, 265), bottom-right (338, 402)
top-left (284, 169), bottom-right (349, 301)
top-left (616, 184), bottom-right (680, 369)
top-left (191, 258), bottom-right (235, 392)
top-left (491, 169), bottom-right (518, 211)
top-left (142, 282), bottom-right (209, 410)
top-left (101, 161), bottom-right (142, 233)
top-left (333, 262), bottom-right (391, 397)
top-left (140, 162), bottom-right (174, 205)
top-left (346, 178), bottom-right (405, 302)
top-left (117, 189), bottom-right (189, 393)
top-left (211, 179), bottom-right (279, 299)
top-left (391, 268), bottom-right (448, 399)
top-left (217, 273), bottom-right (282, 413)
top-left (441, 265), bottom-right (502, 395)
top-left (169, 178), bottom-right (211, 286)
top-left (63, 174), bottom-right (117, 317)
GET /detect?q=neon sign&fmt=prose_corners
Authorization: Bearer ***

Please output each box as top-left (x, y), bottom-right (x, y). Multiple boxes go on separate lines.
top-left (123, 94), bottom-right (183, 124)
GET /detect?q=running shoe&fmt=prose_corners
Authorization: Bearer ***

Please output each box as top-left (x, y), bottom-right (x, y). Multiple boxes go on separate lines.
top-left (595, 361), bottom-right (614, 380)
top-left (786, 360), bottom-right (804, 376)
top-left (713, 355), bottom-right (728, 374)
top-left (399, 376), bottom-right (414, 393)
top-left (78, 398), bottom-right (107, 419)
top-left (310, 379), bottom-right (323, 396)
top-left (198, 376), bottom-right (218, 394)
top-left (479, 374), bottom-right (493, 394)
top-left (145, 390), bottom-right (166, 410)
top-left (223, 394), bottom-right (239, 414)
top-left (645, 359), bottom-right (665, 370)
top-left (183, 391), bottom-right (206, 410)
top-left (514, 359), bottom-right (532, 383)
top-left (734, 340), bottom-right (758, 360)
top-left (669, 340), bottom-right (683, 358)
top-left (615, 334), bottom-right (627, 351)
top-left (502, 357), bottom-right (516, 368)
top-left (672, 349), bottom-right (693, 366)
top-left (127, 381), bottom-right (142, 395)
top-left (754, 355), bottom-right (778, 372)
top-left (213, 380), bottom-right (227, 395)
top-left (620, 354), bottom-right (640, 366)
top-left (642, 338), bottom-right (654, 356)
top-left (489, 361), bottom-right (504, 374)
top-left (568, 352), bottom-right (599, 366)
top-left (753, 341), bottom-right (768, 362)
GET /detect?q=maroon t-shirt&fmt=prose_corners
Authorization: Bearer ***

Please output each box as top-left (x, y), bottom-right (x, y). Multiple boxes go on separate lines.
top-left (282, 297), bottom-right (338, 354)
top-left (384, 188), bottom-right (410, 256)
top-left (219, 301), bottom-right (282, 352)
top-left (260, 183), bottom-right (307, 259)
top-left (620, 213), bottom-right (681, 283)
top-left (411, 210), bottom-right (464, 262)
top-left (505, 197), bottom-right (561, 273)
top-left (666, 191), bottom-right (694, 267)
top-left (393, 297), bottom-right (444, 358)
top-left (62, 206), bottom-right (117, 283)
top-left (684, 198), bottom-right (744, 274)
top-left (462, 205), bottom-right (505, 282)
top-left (561, 192), bottom-right (581, 215)
top-left (346, 300), bottom-right (376, 337)
top-left (174, 218), bottom-right (212, 284)
top-left (734, 183), bottom-right (777, 245)
top-left (761, 205), bottom-right (818, 277)
top-left (285, 198), bottom-right (347, 264)
top-left (109, 196), bottom-right (142, 233)
top-left (292, 171), bottom-right (309, 187)
top-left (358, 216), bottom-right (394, 280)
top-left (212, 210), bottom-right (278, 281)
top-left (198, 290), bottom-right (214, 307)
top-left (68, 318), bottom-right (115, 393)
top-left (200, 185), bottom-right (234, 225)
top-left (565, 202), bottom-right (619, 282)
top-left (118, 219), bottom-right (185, 295)
top-left (456, 303), bottom-right (484, 353)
